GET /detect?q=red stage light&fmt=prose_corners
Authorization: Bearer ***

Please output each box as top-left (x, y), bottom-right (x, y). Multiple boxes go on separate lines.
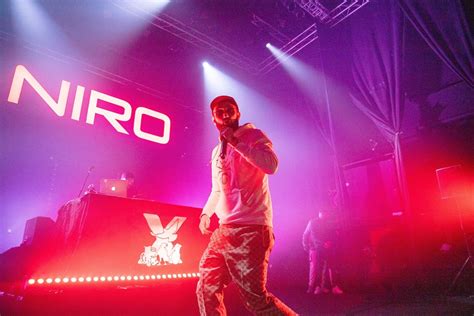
top-left (26, 271), bottom-right (199, 287)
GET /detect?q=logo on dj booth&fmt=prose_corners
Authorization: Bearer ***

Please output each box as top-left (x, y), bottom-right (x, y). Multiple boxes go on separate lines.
top-left (138, 213), bottom-right (186, 267)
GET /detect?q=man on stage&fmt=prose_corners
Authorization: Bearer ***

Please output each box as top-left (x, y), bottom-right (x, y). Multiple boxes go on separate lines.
top-left (196, 95), bottom-right (296, 315)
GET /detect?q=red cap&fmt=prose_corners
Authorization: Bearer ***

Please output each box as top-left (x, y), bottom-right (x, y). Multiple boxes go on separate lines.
top-left (210, 95), bottom-right (239, 111)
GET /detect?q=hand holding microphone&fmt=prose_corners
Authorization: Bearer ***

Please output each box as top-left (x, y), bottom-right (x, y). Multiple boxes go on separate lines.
top-left (219, 128), bottom-right (238, 159)
top-left (220, 127), bottom-right (238, 145)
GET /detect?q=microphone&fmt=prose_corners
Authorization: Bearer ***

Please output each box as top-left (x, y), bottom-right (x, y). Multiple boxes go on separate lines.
top-left (220, 139), bottom-right (227, 159)
top-left (78, 165), bottom-right (95, 198)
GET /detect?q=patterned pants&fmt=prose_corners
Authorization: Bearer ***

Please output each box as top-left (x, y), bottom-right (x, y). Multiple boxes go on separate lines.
top-left (197, 225), bottom-right (297, 316)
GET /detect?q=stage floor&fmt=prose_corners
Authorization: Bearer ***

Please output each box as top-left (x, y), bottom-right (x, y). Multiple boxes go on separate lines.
top-left (1, 281), bottom-right (473, 315)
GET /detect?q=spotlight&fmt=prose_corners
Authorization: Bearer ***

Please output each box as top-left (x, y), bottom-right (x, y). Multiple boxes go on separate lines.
top-left (266, 43), bottom-right (271, 49)
top-left (28, 279), bottom-right (35, 285)
top-left (202, 61), bottom-right (210, 68)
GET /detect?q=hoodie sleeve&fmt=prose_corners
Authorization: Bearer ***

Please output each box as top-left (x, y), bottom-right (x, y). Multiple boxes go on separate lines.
top-left (201, 147), bottom-right (219, 218)
top-left (232, 129), bottom-right (278, 174)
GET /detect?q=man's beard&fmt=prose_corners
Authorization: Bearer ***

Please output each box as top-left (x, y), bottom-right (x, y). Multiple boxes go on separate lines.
top-left (217, 120), bottom-right (239, 131)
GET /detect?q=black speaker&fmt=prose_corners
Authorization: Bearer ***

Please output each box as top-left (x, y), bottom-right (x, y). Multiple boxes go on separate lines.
top-left (435, 165), bottom-right (464, 199)
top-left (22, 216), bottom-right (55, 246)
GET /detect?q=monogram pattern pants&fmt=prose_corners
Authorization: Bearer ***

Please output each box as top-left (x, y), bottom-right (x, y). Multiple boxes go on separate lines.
top-left (196, 225), bottom-right (297, 316)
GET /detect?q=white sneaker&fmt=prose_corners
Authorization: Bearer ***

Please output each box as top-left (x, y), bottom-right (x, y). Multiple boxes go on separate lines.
top-left (332, 286), bottom-right (343, 294)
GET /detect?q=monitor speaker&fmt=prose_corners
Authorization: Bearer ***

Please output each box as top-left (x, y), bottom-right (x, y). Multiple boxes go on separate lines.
top-left (22, 216), bottom-right (55, 246)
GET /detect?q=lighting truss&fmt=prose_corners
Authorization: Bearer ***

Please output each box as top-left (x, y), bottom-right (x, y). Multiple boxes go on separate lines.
top-left (258, 23), bottom-right (318, 75)
top-left (251, 14), bottom-right (290, 45)
top-left (294, 0), bottom-right (330, 22)
top-left (295, 0), bottom-right (370, 27)
top-left (113, 2), bottom-right (324, 75)
top-left (327, 0), bottom-right (370, 27)
top-left (113, 1), bottom-right (260, 74)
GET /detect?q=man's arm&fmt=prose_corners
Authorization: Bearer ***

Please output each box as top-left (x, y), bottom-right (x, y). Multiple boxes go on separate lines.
top-left (200, 148), bottom-right (220, 234)
top-left (233, 140), bottom-right (278, 174)
top-left (302, 221), bottom-right (312, 251)
top-left (222, 128), bottom-right (278, 174)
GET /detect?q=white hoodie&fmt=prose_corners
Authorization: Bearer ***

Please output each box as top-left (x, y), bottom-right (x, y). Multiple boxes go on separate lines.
top-left (201, 123), bottom-right (278, 227)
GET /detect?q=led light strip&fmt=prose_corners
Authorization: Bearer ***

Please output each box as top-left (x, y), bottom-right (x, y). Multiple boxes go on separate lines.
top-left (27, 272), bottom-right (200, 286)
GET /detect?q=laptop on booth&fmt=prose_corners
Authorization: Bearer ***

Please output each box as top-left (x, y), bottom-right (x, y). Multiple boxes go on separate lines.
top-left (99, 179), bottom-right (128, 198)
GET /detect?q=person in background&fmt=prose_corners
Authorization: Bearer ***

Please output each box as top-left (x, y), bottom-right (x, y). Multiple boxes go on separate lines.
top-left (120, 171), bottom-right (140, 198)
top-left (302, 210), bottom-right (344, 295)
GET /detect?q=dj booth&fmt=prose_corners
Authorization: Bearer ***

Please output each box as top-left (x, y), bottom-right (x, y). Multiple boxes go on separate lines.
top-left (30, 193), bottom-right (209, 283)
